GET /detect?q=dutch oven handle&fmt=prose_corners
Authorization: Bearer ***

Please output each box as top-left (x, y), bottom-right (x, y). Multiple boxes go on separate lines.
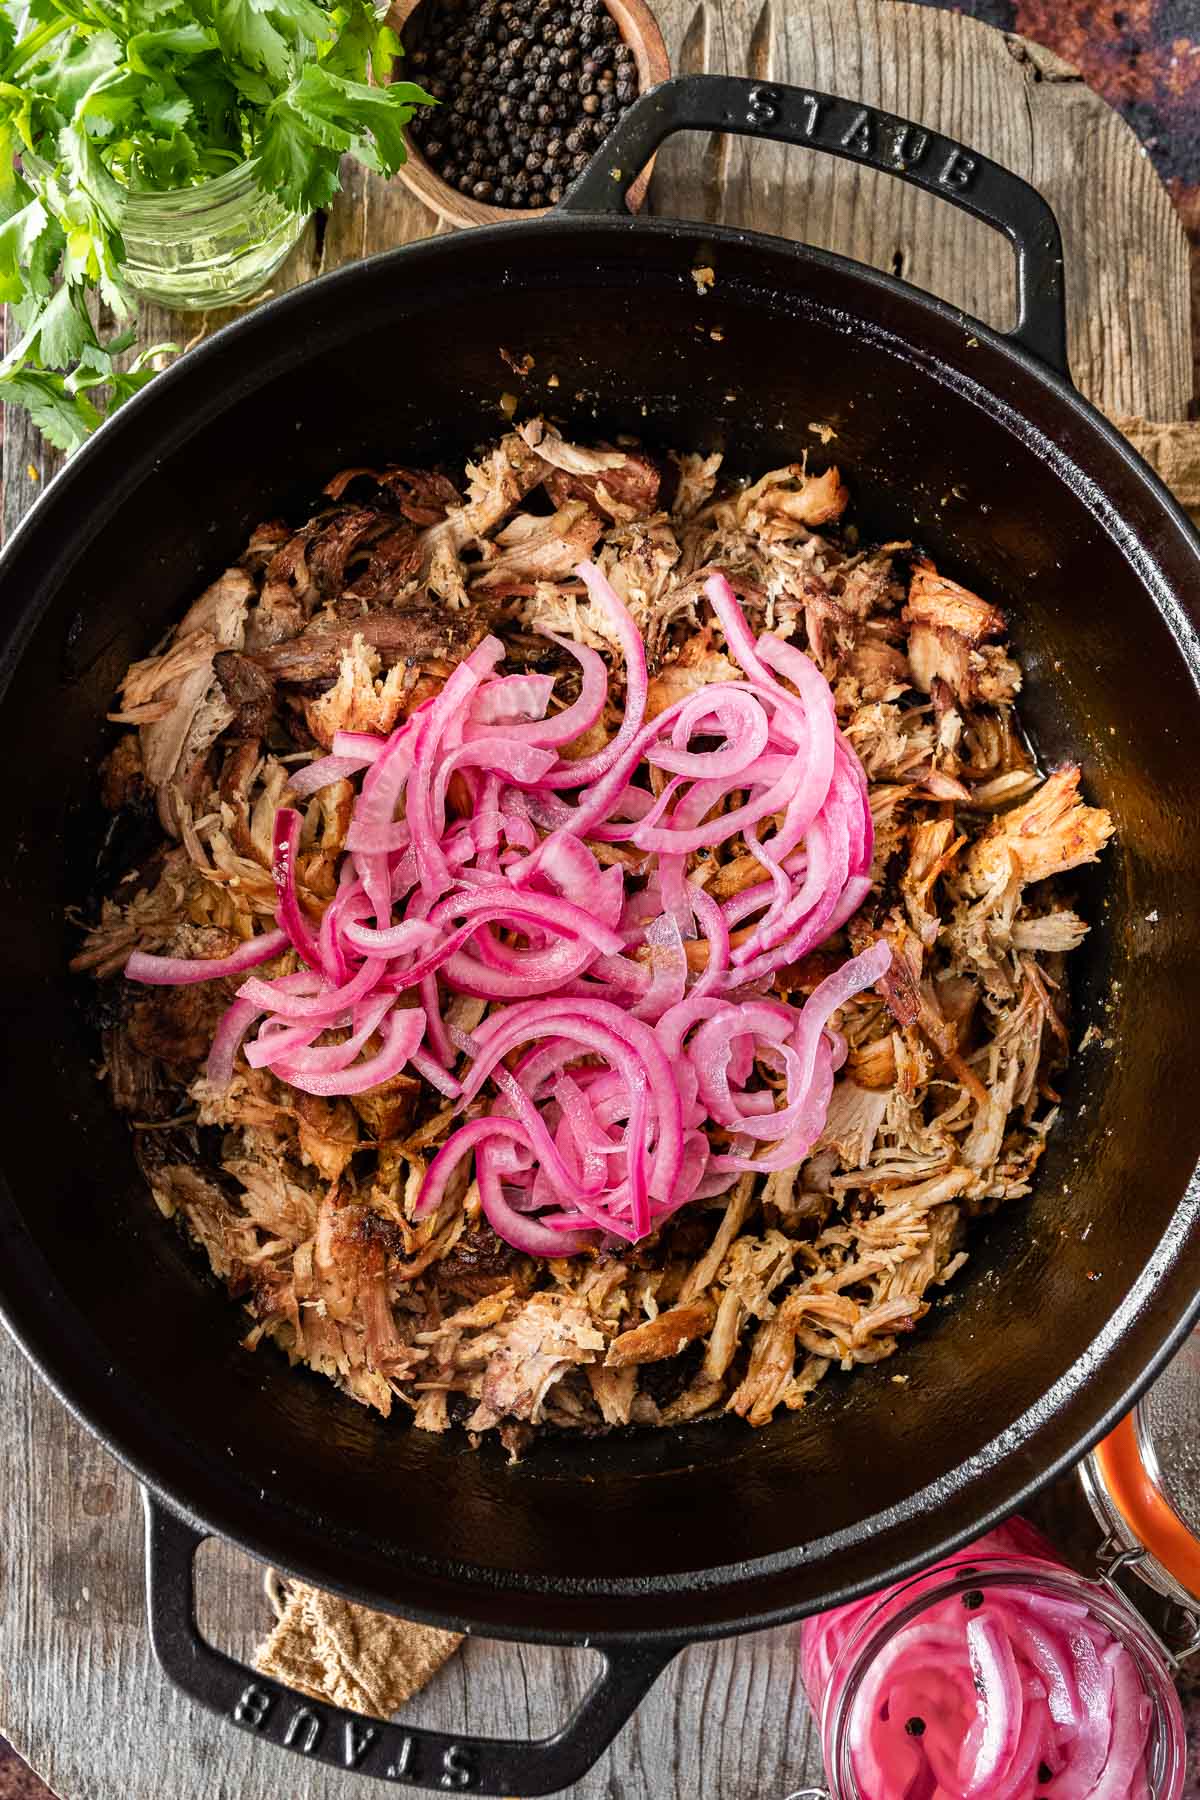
top-left (143, 1493), bottom-right (684, 1794)
top-left (559, 74), bottom-right (1068, 377)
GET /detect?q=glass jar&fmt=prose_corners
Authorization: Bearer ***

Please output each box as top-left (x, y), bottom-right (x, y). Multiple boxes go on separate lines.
top-left (24, 152), bottom-right (308, 311)
top-left (799, 1524), bottom-right (1188, 1799)
top-left (1081, 1325), bottom-right (1200, 1625)
top-left (116, 159), bottom-right (308, 309)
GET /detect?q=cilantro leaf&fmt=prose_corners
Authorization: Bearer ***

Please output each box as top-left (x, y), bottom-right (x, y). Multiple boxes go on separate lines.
top-left (0, 368), bottom-right (101, 452)
top-left (255, 99), bottom-right (338, 210)
top-left (0, 194), bottom-right (53, 304)
top-left (259, 62), bottom-right (431, 208)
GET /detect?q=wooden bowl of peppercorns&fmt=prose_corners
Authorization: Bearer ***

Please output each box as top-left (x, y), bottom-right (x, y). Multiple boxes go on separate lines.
top-left (392, 0), bottom-right (669, 225)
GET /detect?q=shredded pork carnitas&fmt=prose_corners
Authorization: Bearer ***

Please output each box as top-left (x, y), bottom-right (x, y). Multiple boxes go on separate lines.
top-left (76, 422), bottom-right (1112, 1450)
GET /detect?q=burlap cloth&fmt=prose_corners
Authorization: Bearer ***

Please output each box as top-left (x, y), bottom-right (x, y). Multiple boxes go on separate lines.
top-left (252, 406), bottom-right (1200, 1724)
top-left (255, 1569), bottom-right (462, 1716)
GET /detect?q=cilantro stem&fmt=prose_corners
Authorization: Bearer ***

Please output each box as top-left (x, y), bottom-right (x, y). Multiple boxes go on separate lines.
top-left (3, 15), bottom-right (73, 82)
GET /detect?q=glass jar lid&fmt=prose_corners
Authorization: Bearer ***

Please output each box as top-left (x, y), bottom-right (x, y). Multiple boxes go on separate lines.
top-left (1082, 1325), bottom-right (1200, 1623)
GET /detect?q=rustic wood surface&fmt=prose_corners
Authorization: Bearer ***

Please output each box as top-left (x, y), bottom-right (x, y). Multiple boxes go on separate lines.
top-left (0, 2), bottom-right (1195, 1797)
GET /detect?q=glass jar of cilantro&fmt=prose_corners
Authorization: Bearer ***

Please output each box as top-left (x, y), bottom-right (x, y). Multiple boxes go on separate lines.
top-left (1, 0), bottom-right (431, 443)
top-left (115, 159), bottom-right (308, 310)
top-left (21, 150), bottom-right (309, 311)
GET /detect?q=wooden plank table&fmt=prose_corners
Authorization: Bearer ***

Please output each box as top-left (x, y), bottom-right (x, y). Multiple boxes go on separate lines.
top-left (0, 3), bottom-right (1193, 1796)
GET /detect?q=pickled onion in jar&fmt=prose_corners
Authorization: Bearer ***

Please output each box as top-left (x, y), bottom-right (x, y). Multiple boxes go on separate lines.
top-left (799, 1519), bottom-right (1183, 1800)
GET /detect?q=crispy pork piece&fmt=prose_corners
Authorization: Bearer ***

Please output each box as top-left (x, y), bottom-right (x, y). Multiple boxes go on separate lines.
top-left (670, 451), bottom-right (723, 519)
top-left (604, 1302), bottom-right (715, 1368)
top-left (906, 562), bottom-right (1006, 643)
top-left (472, 501), bottom-right (603, 593)
top-left (903, 559), bottom-right (1022, 707)
top-left (645, 630), bottom-right (739, 719)
top-left (734, 462), bottom-right (850, 537)
top-left (114, 566), bottom-right (253, 834)
top-left (323, 464), bottom-right (461, 526)
top-left (519, 419), bottom-right (662, 521)
top-left (471, 1294), bottom-right (605, 1427)
top-left (213, 650), bottom-right (274, 739)
top-left (901, 818), bottom-right (966, 949)
top-left (963, 764), bottom-right (1114, 896)
top-left (246, 601), bottom-right (493, 684)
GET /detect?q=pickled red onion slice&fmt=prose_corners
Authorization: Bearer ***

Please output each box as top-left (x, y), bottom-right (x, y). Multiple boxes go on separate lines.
top-left (124, 563), bottom-right (887, 1253)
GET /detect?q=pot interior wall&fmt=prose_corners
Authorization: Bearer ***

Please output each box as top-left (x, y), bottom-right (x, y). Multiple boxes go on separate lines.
top-left (1, 220), bottom-right (1198, 1639)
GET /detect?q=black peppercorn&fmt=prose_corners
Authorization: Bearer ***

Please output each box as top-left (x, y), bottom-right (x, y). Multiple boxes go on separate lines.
top-left (457, 172), bottom-right (475, 193)
top-left (904, 1718), bottom-right (926, 1738)
top-left (409, 0), bottom-right (643, 212)
top-left (962, 1591), bottom-right (985, 1610)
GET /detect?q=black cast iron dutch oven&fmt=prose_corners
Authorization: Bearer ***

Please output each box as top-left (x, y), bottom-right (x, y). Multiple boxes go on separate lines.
top-left (1, 74), bottom-right (1200, 1796)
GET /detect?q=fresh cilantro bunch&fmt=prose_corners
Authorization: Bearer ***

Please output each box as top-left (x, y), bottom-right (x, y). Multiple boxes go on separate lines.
top-left (0, 0), bottom-right (433, 451)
